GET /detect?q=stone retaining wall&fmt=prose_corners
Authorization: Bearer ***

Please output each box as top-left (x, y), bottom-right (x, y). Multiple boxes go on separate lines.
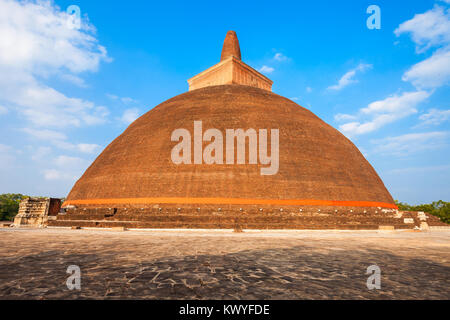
top-left (48, 206), bottom-right (448, 230)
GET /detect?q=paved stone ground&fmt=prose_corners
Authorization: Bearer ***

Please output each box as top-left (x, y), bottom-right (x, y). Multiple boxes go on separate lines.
top-left (0, 228), bottom-right (449, 300)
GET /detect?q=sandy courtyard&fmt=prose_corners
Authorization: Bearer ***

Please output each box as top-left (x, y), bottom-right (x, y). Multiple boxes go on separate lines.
top-left (0, 228), bottom-right (449, 300)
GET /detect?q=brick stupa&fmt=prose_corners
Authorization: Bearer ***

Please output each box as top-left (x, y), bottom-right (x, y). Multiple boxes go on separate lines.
top-left (51, 31), bottom-right (413, 230)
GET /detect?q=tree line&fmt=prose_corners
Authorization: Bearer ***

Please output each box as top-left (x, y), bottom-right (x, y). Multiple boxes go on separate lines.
top-left (395, 200), bottom-right (450, 224)
top-left (0, 194), bottom-right (27, 221)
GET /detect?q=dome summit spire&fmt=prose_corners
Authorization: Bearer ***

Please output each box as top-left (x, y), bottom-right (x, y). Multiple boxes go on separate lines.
top-left (188, 31), bottom-right (273, 92)
top-left (221, 31), bottom-right (241, 61)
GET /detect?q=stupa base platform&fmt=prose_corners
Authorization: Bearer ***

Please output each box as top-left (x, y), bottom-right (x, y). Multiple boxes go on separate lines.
top-left (48, 206), bottom-right (447, 230)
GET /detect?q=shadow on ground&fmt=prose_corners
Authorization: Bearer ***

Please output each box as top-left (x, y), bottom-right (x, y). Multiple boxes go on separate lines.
top-left (1, 244), bottom-right (449, 300)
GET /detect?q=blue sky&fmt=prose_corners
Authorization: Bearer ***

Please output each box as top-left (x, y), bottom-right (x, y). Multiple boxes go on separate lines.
top-left (0, 0), bottom-right (449, 204)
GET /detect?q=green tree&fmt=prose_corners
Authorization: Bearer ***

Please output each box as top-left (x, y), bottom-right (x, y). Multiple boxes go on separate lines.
top-left (0, 194), bottom-right (28, 221)
top-left (395, 200), bottom-right (450, 224)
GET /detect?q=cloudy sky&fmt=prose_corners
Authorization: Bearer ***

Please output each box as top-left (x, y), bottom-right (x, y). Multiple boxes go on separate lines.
top-left (0, 0), bottom-right (449, 204)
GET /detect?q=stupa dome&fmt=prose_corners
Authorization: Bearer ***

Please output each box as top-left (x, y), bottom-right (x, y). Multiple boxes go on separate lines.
top-left (57, 31), bottom-right (398, 231)
top-left (64, 84), bottom-right (395, 209)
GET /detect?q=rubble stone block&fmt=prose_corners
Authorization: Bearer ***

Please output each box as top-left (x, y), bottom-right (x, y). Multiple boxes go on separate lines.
top-left (112, 227), bottom-right (128, 232)
top-left (379, 226), bottom-right (395, 231)
top-left (420, 222), bottom-right (430, 231)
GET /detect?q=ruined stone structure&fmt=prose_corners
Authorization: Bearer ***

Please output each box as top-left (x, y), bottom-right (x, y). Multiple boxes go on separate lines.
top-left (14, 198), bottom-right (61, 227)
top-left (49, 31), bottom-right (448, 230)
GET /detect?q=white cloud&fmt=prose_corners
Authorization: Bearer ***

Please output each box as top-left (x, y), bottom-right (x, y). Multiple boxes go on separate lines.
top-left (60, 74), bottom-right (87, 88)
top-left (0, 0), bottom-right (110, 128)
top-left (0, 0), bottom-right (109, 73)
top-left (22, 128), bottom-right (101, 154)
top-left (22, 128), bottom-right (67, 141)
top-left (334, 113), bottom-right (357, 122)
top-left (2, 72), bottom-right (109, 128)
top-left (394, 5), bottom-right (450, 90)
top-left (28, 148), bottom-right (92, 182)
top-left (327, 63), bottom-right (372, 91)
top-left (418, 108), bottom-right (450, 126)
top-left (361, 90), bottom-right (430, 114)
top-left (107, 93), bottom-right (138, 104)
top-left (395, 5), bottom-right (450, 52)
top-left (43, 169), bottom-right (77, 181)
top-left (257, 53), bottom-right (288, 75)
top-left (0, 144), bottom-right (15, 167)
top-left (43, 155), bottom-right (90, 181)
top-left (31, 146), bottom-right (51, 161)
top-left (0, 105), bottom-right (7, 114)
top-left (273, 53), bottom-right (288, 62)
top-left (120, 108), bottom-right (140, 125)
top-left (372, 4), bottom-right (450, 135)
top-left (389, 164), bottom-right (450, 175)
top-left (0, 0), bottom-right (108, 193)
top-left (402, 46), bottom-right (450, 88)
top-left (0, 144), bottom-right (12, 152)
top-left (106, 93), bottom-right (119, 100)
top-left (258, 65), bottom-right (274, 74)
top-left (338, 91), bottom-right (430, 137)
top-left (53, 155), bottom-right (87, 168)
top-left (372, 131), bottom-right (449, 156)
top-left (121, 97), bottom-right (138, 104)
top-left (306, 86), bottom-right (312, 93)
top-left (77, 143), bottom-right (101, 154)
